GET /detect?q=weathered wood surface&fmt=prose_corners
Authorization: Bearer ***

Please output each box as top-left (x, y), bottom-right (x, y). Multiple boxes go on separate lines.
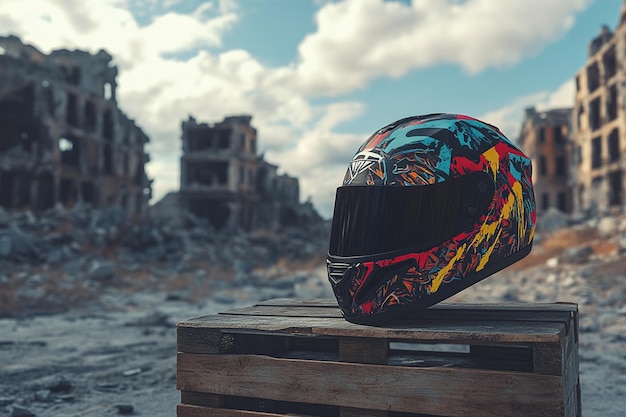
top-left (177, 353), bottom-right (565, 417)
top-left (255, 298), bottom-right (578, 312)
top-left (177, 404), bottom-right (310, 417)
top-left (178, 314), bottom-right (567, 344)
top-left (176, 299), bottom-right (580, 417)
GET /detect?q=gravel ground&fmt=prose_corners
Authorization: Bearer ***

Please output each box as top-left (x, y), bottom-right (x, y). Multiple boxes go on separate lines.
top-left (1, 212), bottom-right (625, 416)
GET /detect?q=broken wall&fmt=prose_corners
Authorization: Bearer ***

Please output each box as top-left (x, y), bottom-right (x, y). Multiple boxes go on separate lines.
top-left (0, 36), bottom-right (151, 215)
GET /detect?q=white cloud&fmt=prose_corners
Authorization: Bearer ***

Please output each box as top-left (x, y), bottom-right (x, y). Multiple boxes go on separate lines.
top-left (294, 0), bottom-right (591, 96)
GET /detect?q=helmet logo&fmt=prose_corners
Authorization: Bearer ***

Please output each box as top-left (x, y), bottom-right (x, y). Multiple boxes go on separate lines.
top-left (346, 150), bottom-right (384, 184)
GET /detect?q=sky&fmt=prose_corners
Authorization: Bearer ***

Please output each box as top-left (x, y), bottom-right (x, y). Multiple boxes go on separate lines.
top-left (0, 0), bottom-right (624, 218)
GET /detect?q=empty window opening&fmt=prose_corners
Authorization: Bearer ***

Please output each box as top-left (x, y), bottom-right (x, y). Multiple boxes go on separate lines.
top-left (0, 172), bottom-right (12, 209)
top-left (607, 84), bottom-right (618, 121)
top-left (103, 109), bottom-right (114, 139)
top-left (591, 136), bottom-right (602, 169)
top-left (218, 131), bottom-right (230, 149)
top-left (120, 193), bottom-right (128, 209)
top-left (608, 128), bottom-right (620, 163)
top-left (587, 62), bottom-right (600, 93)
top-left (589, 97), bottom-right (601, 131)
top-left (542, 193), bottom-right (550, 210)
top-left (43, 82), bottom-right (54, 116)
top-left (60, 179), bottom-right (77, 207)
top-left (608, 170), bottom-right (623, 207)
top-left (123, 128), bottom-right (130, 145)
top-left (555, 156), bottom-right (566, 176)
top-left (82, 181), bottom-right (95, 204)
top-left (135, 193), bottom-right (143, 214)
top-left (36, 172), bottom-right (55, 211)
top-left (104, 83), bottom-right (112, 100)
top-left (603, 45), bottom-right (617, 80)
top-left (239, 134), bottom-right (246, 151)
top-left (187, 129), bottom-right (213, 151)
top-left (66, 92), bottom-right (79, 126)
top-left (85, 100), bottom-right (97, 131)
top-left (188, 162), bottom-right (228, 186)
top-left (0, 83), bottom-right (37, 151)
top-left (134, 158), bottom-right (145, 186)
top-left (558, 192), bottom-right (567, 212)
top-left (553, 126), bottom-right (564, 143)
top-left (539, 155), bottom-right (547, 176)
top-left (67, 66), bottom-right (81, 86)
top-left (59, 136), bottom-right (80, 167)
top-left (103, 143), bottom-right (113, 175)
top-left (538, 127), bottom-right (545, 143)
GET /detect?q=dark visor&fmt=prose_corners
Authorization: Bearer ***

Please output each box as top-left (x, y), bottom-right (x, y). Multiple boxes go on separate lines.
top-left (329, 176), bottom-right (471, 258)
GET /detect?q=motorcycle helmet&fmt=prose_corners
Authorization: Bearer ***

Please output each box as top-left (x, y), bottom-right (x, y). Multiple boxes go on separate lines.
top-left (327, 113), bottom-right (536, 324)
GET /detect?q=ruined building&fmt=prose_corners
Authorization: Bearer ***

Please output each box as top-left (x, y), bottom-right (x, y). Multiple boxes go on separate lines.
top-left (518, 107), bottom-right (573, 214)
top-left (0, 36), bottom-right (151, 214)
top-left (180, 115), bottom-right (318, 231)
top-left (572, 5), bottom-right (626, 214)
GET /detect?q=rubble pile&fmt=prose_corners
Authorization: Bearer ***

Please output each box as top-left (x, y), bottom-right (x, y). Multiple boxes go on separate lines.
top-left (0, 204), bottom-right (331, 317)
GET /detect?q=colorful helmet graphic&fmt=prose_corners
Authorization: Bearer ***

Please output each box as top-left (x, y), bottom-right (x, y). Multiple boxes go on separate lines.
top-left (327, 114), bottom-right (536, 324)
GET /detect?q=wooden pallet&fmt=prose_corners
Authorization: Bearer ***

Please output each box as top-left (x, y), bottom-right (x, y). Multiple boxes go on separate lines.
top-left (177, 298), bottom-right (580, 417)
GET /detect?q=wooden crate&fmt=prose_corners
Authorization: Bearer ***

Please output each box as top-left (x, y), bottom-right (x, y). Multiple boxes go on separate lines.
top-left (177, 299), bottom-right (580, 417)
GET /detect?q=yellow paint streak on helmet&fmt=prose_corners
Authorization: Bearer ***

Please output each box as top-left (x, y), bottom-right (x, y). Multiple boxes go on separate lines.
top-left (483, 147), bottom-right (499, 179)
top-left (429, 243), bottom-right (467, 293)
top-left (476, 227), bottom-right (503, 271)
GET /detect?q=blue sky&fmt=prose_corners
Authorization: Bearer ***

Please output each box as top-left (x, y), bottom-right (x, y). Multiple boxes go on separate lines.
top-left (1, 0), bottom-right (624, 218)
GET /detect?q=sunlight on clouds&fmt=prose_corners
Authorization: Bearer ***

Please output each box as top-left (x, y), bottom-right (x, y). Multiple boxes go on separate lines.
top-left (295, 0), bottom-right (591, 96)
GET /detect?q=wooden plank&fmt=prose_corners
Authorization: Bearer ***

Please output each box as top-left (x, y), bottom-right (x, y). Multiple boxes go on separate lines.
top-left (221, 304), bottom-right (574, 325)
top-left (181, 391), bottom-right (224, 408)
top-left (254, 298), bottom-right (578, 313)
top-left (177, 314), bottom-right (566, 344)
top-left (177, 328), bottom-right (226, 354)
top-left (177, 404), bottom-right (310, 417)
top-left (533, 342), bottom-right (563, 376)
top-left (562, 312), bottom-right (581, 417)
top-left (177, 353), bottom-right (564, 417)
top-left (339, 337), bottom-right (387, 364)
top-left (339, 338), bottom-right (389, 417)
top-left (222, 305), bottom-right (343, 318)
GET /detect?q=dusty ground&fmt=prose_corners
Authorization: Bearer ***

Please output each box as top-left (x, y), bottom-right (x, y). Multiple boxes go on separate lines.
top-left (1, 214), bottom-right (625, 416)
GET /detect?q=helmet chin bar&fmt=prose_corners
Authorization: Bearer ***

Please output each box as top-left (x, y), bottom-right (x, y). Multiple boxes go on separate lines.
top-left (333, 244), bottom-right (532, 325)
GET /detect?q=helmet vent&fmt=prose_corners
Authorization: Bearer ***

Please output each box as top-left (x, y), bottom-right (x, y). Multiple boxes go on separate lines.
top-left (327, 260), bottom-right (351, 285)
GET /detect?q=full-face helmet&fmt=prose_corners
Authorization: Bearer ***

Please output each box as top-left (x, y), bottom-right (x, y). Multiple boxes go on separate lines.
top-left (327, 114), bottom-right (536, 324)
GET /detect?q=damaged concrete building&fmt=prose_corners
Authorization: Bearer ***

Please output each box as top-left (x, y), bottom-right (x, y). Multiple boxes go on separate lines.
top-left (0, 36), bottom-right (151, 215)
top-left (572, 6), bottom-right (626, 214)
top-left (518, 107), bottom-right (573, 215)
top-left (180, 115), bottom-right (319, 231)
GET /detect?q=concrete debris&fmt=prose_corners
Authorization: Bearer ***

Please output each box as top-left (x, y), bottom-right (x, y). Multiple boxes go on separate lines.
top-left (0, 203), bottom-right (330, 317)
top-left (536, 207), bottom-right (570, 233)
